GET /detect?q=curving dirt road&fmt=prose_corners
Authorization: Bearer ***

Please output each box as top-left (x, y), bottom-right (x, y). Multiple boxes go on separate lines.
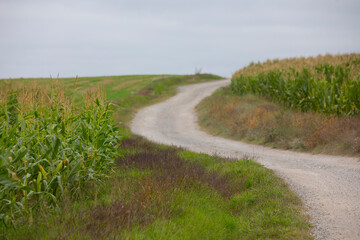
top-left (131, 79), bottom-right (360, 240)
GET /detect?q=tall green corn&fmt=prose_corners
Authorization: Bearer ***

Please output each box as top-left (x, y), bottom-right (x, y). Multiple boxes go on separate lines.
top-left (231, 59), bottom-right (360, 116)
top-left (0, 86), bottom-right (122, 226)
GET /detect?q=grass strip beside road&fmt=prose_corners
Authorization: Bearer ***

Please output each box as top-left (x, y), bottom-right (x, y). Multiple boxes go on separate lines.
top-left (6, 136), bottom-right (311, 239)
top-left (197, 55), bottom-right (360, 156)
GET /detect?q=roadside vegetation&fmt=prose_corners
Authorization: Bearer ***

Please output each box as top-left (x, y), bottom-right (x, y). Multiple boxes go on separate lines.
top-left (3, 136), bottom-right (311, 239)
top-left (1, 74), bottom-right (312, 239)
top-left (197, 54), bottom-right (360, 155)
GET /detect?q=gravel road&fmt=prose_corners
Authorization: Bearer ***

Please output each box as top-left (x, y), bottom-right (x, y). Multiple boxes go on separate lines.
top-left (131, 79), bottom-right (360, 240)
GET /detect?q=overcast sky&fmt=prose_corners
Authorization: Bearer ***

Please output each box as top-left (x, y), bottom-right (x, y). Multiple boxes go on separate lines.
top-left (0, 0), bottom-right (359, 79)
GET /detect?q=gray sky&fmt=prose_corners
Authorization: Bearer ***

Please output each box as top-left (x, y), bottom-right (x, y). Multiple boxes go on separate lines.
top-left (1, 0), bottom-right (359, 79)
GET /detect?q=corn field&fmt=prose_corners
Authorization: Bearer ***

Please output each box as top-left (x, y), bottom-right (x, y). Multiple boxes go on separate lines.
top-left (231, 54), bottom-right (360, 116)
top-left (0, 84), bottom-right (122, 226)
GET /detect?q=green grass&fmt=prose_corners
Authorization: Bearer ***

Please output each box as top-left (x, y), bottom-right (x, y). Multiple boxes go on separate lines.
top-left (3, 137), bottom-right (311, 240)
top-left (1, 73), bottom-right (313, 239)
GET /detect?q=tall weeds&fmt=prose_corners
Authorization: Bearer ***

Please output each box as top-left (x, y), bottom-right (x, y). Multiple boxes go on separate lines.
top-left (0, 83), bottom-right (122, 226)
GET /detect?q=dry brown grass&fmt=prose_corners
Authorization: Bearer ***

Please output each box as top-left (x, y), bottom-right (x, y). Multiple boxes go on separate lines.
top-left (203, 53), bottom-right (360, 155)
top-left (197, 88), bottom-right (360, 156)
top-left (0, 79), bottom-right (108, 126)
top-left (0, 80), bottom-right (73, 114)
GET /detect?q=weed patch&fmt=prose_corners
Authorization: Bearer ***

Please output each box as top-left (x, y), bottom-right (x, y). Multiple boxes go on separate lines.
top-left (197, 87), bottom-right (360, 156)
top-left (2, 136), bottom-right (312, 239)
top-left (118, 137), bottom-right (243, 199)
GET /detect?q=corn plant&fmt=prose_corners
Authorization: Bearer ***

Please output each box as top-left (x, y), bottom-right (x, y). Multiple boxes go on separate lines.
top-left (0, 85), bottom-right (122, 226)
top-left (231, 56), bottom-right (360, 116)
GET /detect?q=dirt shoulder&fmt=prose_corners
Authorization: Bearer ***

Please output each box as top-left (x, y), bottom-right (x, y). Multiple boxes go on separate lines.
top-left (196, 86), bottom-right (360, 157)
top-left (131, 80), bottom-right (360, 240)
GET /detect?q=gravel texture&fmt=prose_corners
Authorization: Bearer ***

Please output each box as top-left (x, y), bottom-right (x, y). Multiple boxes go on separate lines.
top-left (131, 79), bottom-right (360, 240)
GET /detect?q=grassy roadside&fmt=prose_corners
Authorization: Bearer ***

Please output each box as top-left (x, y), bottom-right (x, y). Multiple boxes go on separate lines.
top-left (1, 74), bottom-right (312, 239)
top-left (197, 55), bottom-right (360, 156)
top-left (197, 87), bottom-right (360, 156)
top-left (4, 136), bottom-right (312, 239)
